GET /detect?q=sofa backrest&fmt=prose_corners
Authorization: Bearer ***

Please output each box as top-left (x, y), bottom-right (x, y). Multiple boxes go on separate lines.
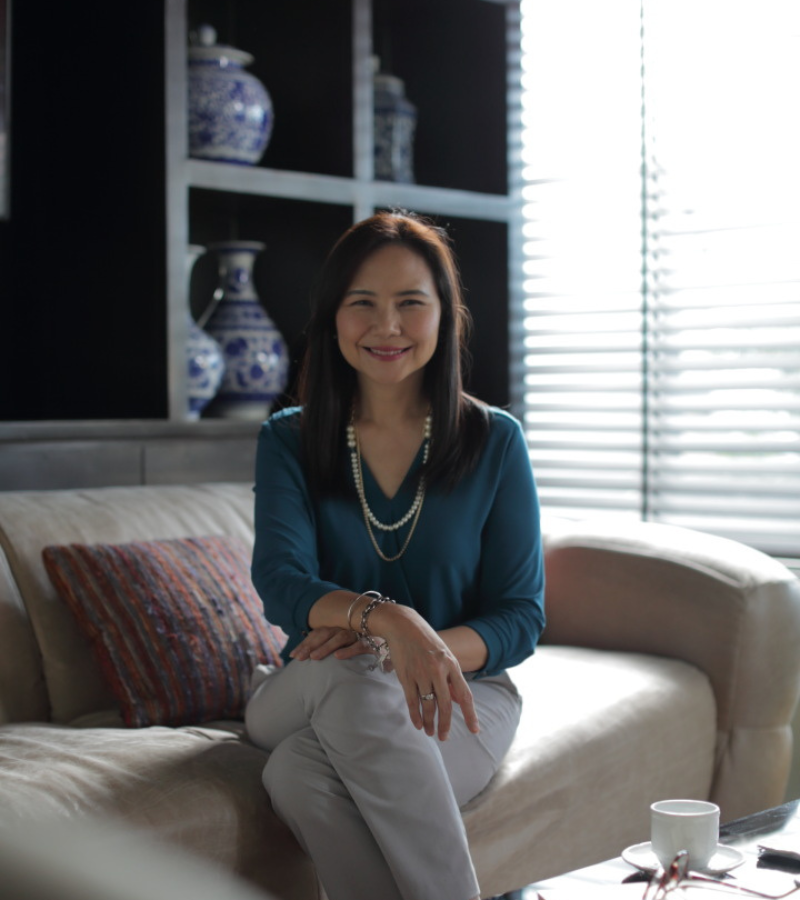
top-left (0, 483), bottom-right (256, 725)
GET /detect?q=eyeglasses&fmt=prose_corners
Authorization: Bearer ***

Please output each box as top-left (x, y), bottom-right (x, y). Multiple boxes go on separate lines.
top-left (643, 852), bottom-right (800, 900)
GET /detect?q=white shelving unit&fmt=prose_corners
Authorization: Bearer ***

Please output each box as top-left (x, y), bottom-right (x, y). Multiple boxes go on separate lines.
top-left (0, 0), bottom-right (523, 491)
top-left (164, 0), bottom-right (523, 420)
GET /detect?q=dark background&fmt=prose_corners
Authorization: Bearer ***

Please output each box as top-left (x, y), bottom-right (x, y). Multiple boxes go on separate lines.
top-left (0, 0), bottom-right (510, 421)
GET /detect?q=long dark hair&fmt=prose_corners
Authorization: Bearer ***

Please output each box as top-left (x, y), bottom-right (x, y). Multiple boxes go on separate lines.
top-left (298, 210), bottom-right (489, 495)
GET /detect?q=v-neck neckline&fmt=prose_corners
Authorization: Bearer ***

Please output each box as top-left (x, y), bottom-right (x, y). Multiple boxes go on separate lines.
top-left (357, 440), bottom-right (426, 503)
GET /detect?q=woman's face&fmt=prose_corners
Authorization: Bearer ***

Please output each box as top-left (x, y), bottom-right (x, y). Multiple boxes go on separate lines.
top-left (335, 244), bottom-right (442, 391)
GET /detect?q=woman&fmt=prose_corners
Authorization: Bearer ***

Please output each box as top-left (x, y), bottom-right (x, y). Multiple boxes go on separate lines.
top-left (246, 210), bottom-right (545, 900)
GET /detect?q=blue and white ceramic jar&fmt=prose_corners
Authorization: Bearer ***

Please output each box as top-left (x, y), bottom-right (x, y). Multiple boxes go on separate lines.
top-left (204, 241), bottom-right (289, 420)
top-left (185, 244), bottom-right (225, 420)
top-left (188, 25), bottom-right (274, 165)
top-left (374, 69), bottom-right (417, 183)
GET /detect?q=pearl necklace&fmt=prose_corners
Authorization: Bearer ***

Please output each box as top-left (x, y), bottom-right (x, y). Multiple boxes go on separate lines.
top-left (347, 414), bottom-right (432, 562)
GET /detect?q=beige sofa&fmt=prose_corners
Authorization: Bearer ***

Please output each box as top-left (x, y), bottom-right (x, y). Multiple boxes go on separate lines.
top-left (1, 482), bottom-right (799, 899)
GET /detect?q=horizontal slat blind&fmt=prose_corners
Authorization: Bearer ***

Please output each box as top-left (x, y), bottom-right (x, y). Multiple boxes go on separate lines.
top-left (642, 0), bottom-right (800, 555)
top-left (516, 0), bottom-right (800, 556)
top-left (515, 0), bottom-right (645, 521)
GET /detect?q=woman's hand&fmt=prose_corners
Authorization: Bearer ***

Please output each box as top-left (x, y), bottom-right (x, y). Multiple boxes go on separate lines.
top-left (370, 605), bottom-right (481, 742)
top-left (300, 593), bottom-right (483, 740)
top-left (288, 626), bottom-right (372, 662)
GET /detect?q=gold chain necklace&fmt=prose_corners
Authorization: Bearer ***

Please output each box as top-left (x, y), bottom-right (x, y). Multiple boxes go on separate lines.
top-left (347, 414), bottom-right (431, 563)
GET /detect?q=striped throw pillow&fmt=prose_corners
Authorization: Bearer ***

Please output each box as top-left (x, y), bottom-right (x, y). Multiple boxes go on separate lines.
top-left (42, 535), bottom-right (286, 728)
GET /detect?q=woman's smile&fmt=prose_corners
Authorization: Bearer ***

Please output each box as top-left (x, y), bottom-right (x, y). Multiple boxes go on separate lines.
top-left (362, 345), bottom-right (412, 360)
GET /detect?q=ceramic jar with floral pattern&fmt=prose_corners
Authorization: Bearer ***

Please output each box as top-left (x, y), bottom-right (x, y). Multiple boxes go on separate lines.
top-left (188, 25), bottom-right (273, 165)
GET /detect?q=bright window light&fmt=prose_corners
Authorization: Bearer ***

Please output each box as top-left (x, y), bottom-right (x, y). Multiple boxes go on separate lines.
top-left (515, 0), bottom-right (800, 556)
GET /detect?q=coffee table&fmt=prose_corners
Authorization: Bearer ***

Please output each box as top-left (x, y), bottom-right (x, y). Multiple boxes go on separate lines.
top-left (522, 799), bottom-right (800, 900)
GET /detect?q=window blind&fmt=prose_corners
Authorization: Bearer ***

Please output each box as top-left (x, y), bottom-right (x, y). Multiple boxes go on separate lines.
top-left (515, 0), bottom-right (800, 557)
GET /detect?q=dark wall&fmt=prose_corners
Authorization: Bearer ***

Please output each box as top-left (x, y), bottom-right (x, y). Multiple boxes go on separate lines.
top-left (0, 2), bottom-right (167, 420)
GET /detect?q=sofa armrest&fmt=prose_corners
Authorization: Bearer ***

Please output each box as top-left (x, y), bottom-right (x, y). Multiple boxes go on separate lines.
top-left (541, 518), bottom-right (800, 820)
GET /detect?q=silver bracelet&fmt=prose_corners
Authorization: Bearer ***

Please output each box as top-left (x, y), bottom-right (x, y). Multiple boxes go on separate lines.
top-left (360, 594), bottom-right (396, 672)
top-left (346, 590), bottom-right (381, 632)
top-left (359, 594), bottom-right (396, 654)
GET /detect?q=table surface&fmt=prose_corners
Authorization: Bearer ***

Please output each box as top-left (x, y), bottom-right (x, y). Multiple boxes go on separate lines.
top-left (526, 799), bottom-right (800, 900)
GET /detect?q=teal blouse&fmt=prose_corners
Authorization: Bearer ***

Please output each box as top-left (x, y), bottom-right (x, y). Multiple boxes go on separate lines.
top-left (251, 406), bottom-right (545, 677)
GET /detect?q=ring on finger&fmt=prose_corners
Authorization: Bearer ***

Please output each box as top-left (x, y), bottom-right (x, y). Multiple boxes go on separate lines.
top-left (419, 692), bottom-right (436, 702)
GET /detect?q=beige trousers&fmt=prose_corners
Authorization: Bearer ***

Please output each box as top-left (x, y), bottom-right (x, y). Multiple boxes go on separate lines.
top-left (245, 654), bottom-right (522, 900)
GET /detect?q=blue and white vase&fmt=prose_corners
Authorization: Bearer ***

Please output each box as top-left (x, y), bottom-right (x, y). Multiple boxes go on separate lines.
top-left (185, 244), bottom-right (225, 420)
top-left (188, 25), bottom-right (274, 165)
top-left (205, 241), bottom-right (289, 420)
top-left (374, 67), bottom-right (417, 183)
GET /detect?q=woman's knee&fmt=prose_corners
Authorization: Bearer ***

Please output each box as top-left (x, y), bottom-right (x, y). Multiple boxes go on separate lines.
top-left (263, 735), bottom-right (306, 801)
top-left (263, 729), bottom-right (348, 818)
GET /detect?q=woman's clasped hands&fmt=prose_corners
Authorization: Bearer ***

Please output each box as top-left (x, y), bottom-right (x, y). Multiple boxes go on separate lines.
top-left (288, 604), bottom-right (480, 743)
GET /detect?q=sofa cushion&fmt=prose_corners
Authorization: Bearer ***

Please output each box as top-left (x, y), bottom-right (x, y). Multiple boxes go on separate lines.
top-left (463, 645), bottom-right (717, 893)
top-left (42, 535), bottom-right (285, 728)
top-left (0, 545), bottom-right (49, 724)
top-left (0, 815), bottom-right (283, 900)
top-left (0, 722), bottom-right (318, 900)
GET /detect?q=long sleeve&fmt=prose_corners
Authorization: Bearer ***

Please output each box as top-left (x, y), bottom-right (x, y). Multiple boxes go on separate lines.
top-left (251, 410), bottom-right (343, 650)
top-left (461, 413), bottom-right (546, 675)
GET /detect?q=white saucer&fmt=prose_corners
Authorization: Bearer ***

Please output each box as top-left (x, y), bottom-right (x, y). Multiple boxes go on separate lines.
top-left (621, 842), bottom-right (746, 876)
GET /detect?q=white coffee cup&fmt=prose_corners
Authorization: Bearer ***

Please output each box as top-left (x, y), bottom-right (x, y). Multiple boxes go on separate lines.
top-left (650, 799), bottom-right (720, 870)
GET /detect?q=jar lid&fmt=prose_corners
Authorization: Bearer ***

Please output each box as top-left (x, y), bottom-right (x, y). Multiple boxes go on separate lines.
top-left (374, 73), bottom-right (405, 96)
top-left (188, 24), bottom-right (254, 67)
